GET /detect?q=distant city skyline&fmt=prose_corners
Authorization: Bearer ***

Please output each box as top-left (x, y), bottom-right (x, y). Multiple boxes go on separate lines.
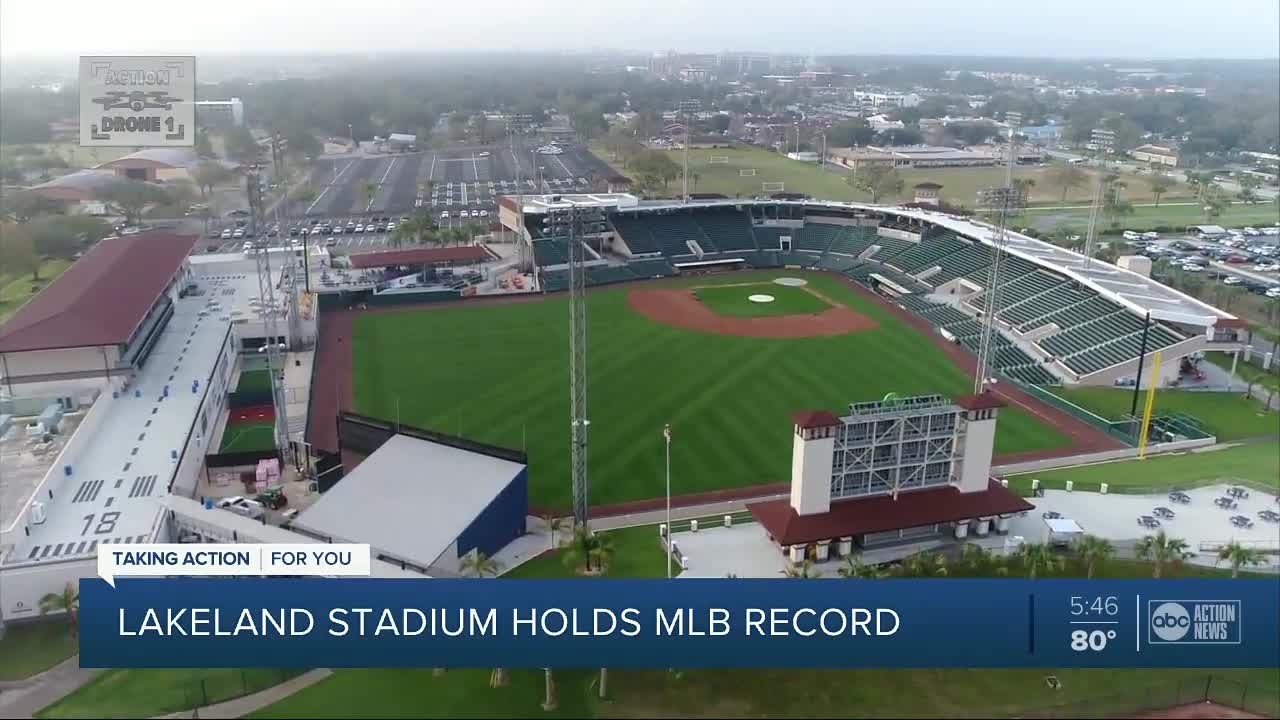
top-left (2, 0), bottom-right (1278, 60)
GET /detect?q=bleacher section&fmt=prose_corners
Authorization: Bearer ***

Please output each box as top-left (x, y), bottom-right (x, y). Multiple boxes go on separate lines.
top-left (866, 235), bottom-right (915, 261)
top-left (752, 227), bottom-right (784, 250)
top-left (923, 243), bottom-right (992, 286)
top-left (1002, 282), bottom-right (1093, 329)
top-left (532, 239), bottom-right (568, 267)
top-left (694, 210), bottom-right (758, 252)
top-left (795, 224), bottom-right (841, 253)
top-left (884, 234), bottom-right (969, 275)
top-left (610, 215), bottom-right (662, 255)
top-left (826, 226), bottom-right (878, 257)
top-left (895, 295), bottom-right (1059, 384)
top-left (587, 265), bottom-right (639, 286)
top-left (639, 213), bottom-right (713, 257)
top-left (540, 268), bottom-right (569, 292)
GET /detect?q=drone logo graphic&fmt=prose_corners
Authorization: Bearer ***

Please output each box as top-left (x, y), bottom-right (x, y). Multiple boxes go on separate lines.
top-left (92, 90), bottom-right (184, 112)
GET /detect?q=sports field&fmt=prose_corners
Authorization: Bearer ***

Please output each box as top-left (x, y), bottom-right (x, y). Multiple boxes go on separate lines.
top-left (235, 368), bottom-right (275, 393)
top-left (694, 282), bottom-right (829, 317)
top-left (351, 271), bottom-right (1072, 508)
top-left (218, 420), bottom-right (275, 453)
top-left (1018, 202), bottom-right (1280, 234)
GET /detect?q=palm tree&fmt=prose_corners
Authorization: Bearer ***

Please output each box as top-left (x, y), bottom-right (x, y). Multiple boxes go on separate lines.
top-left (541, 668), bottom-right (558, 710)
top-left (1012, 177), bottom-right (1036, 207)
top-left (903, 551), bottom-right (949, 577)
top-left (1015, 542), bottom-right (1061, 580)
top-left (1216, 541), bottom-right (1264, 578)
top-left (1149, 177), bottom-right (1170, 207)
top-left (838, 555), bottom-right (886, 579)
top-left (1048, 164), bottom-right (1087, 203)
top-left (541, 513), bottom-right (564, 550)
top-left (1135, 530), bottom-right (1191, 579)
top-left (460, 551), bottom-right (502, 578)
top-left (958, 544), bottom-right (1008, 576)
top-left (39, 582), bottom-right (79, 637)
top-left (390, 217), bottom-right (418, 249)
top-left (562, 526), bottom-right (614, 575)
top-left (781, 558), bottom-right (816, 578)
top-left (1071, 535), bottom-right (1114, 579)
top-left (363, 181), bottom-right (378, 209)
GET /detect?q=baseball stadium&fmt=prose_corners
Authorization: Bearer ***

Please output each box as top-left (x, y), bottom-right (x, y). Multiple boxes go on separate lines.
top-left (307, 193), bottom-right (1249, 514)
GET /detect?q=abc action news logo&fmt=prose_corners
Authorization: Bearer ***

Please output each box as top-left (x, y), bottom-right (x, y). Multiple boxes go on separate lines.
top-left (1148, 600), bottom-right (1242, 645)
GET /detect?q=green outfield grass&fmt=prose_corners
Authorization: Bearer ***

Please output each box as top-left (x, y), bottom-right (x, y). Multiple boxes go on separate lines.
top-left (1049, 386), bottom-right (1278, 441)
top-left (218, 420), bottom-right (276, 453)
top-left (351, 270), bottom-right (1070, 509)
top-left (235, 368), bottom-right (275, 393)
top-left (693, 282), bottom-right (830, 318)
top-left (1007, 441), bottom-right (1280, 495)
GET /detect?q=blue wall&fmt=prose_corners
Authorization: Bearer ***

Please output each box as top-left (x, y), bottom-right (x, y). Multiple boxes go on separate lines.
top-left (457, 467), bottom-right (528, 559)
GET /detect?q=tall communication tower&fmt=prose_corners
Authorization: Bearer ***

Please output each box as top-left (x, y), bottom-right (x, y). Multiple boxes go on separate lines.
top-left (247, 166), bottom-right (293, 465)
top-left (972, 129), bottom-right (1020, 394)
top-left (1082, 150), bottom-right (1108, 271)
top-left (546, 200), bottom-right (606, 527)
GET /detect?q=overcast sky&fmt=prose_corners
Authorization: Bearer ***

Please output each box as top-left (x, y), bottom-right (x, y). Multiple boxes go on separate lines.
top-left (2, 0), bottom-right (1277, 59)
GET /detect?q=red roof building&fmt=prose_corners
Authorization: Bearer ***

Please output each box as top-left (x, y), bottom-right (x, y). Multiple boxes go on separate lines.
top-left (0, 232), bottom-right (195, 388)
top-left (748, 481), bottom-right (1032, 547)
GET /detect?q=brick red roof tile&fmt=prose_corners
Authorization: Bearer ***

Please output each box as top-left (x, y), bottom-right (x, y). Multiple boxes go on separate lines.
top-left (747, 481), bottom-right (1032, 546)
top-left (792, 410), bottom-right (842, 429)
top-left (0, 231), bottom-right (195, 353)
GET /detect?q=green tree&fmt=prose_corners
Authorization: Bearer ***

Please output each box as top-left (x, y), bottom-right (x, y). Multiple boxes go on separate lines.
top-left (194, 129), bottom-right (215, 157)
top-left (0, 192), bottom-right (64, 222)
top-left (1014, 542), bottom-right (1062, 580)
top-left (1236, 174), bottom-right (1262, 204)
top-left (459, 551), bottom-right (501, 578)
top-left (1216, 542), bottom-right (1264, 578)
top-left (1071, 535), bottom-right (1114, 579)
top-left (282, 126), bottom-right (322, 159)
top-left (1047, 164), bottom-right (1088, 203)
top-left (854, 164), bottom-right (905, 204)
top-left (1149, 177), bottom-right (1170, 207)
top-left (958, 544), bottom-right (1008, 576)
top-left (95, 179), bottom-right (169, 226)
top-left (1011, 177), bottom-right (1036, 208)
top-left (1202, 190), bottom-right (1230, 223)
top-left (562, 525), bottom-right (613, 574)
top-left (39, 583), bottom-right (80, 637)
top-left (389, 217), bottom-right (417, 249)
top-left (781, 558), bottom-right (816, 579)
top-left (902, 551), bottom-right (950, 577)
top-left (838, 555), bottom-right (887, 579)
top-left (0, 222), bottom-right (41, 280)
top-left (363, 181), bottom-right (379, 210)
top-left (223, 126), bottom-right (262, 164)
top-left (192, 161), bottom-right (234, 199)
top-left (1135, 530), bottom-right (1190, 579)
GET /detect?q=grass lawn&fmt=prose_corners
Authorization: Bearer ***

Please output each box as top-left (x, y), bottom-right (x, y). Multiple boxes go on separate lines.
top-left (1006, 441), bottom-right (1280, 495)
top-left (1018, 202), bottom-right (1280, 235)
top-left (218, 420), bottom-right (276, 452)
top-left (0, 258), bottom-right (73, 324)
top-left (1049, 386), bottom-right (1278, 441)
top-left (352, 270), bottom-right (1070, 509)
top-left (37, 668), bottom-right (301, 719)
top-left (235, 368), bottom-right (275, 393)
top-left (504, 523), bottom-right (675, 579)
top-left (1205, 353), bottom-right (1280, 393)
top-left (249, 669), bottom-right (596, 719)
top-left (693, 282), bottom-right (829, 318)
top-left (0, 621), bottom-right (78, 681)
top-left (896, 164), bottom-right (1193, 208)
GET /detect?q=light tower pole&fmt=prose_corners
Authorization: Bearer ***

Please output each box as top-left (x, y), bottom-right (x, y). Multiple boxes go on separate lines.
top-left (546, 200), bottom-right (607, 528)
top-left (678, 100), bottom-right (700, 202)
top-left (972, 127), bottom-right (1019, 394)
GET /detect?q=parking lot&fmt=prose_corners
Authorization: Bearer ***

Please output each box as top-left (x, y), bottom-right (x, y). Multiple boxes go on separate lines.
top-left (203, 216), bottom-right (409, 254)
top-left (287, 142), bottom-right (618, 223)
top-left (1134, 228), bottom-right (1280, 297)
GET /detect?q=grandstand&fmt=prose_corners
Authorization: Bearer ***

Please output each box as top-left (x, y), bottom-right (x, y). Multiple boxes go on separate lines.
top-left (503, 195), bottom-right (1242, 386)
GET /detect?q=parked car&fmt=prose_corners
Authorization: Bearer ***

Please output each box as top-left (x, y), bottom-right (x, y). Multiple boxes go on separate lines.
top-left (220, 229), bottom-right (232, 239)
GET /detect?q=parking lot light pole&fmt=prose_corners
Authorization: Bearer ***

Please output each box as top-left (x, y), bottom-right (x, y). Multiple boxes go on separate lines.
top-left (664, 423), bottom-right (672, 579)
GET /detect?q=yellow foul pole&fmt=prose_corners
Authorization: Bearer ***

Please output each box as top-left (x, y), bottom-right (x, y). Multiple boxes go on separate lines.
top-left (1137, 350), bottom-right (1161, 459)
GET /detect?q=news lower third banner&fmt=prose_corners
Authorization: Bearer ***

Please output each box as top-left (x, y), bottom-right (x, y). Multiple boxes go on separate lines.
top-left (78, 578), bottom-right (1278, 668)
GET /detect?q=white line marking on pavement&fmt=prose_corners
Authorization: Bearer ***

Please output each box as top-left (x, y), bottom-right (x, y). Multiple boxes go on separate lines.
top-left (429, 153), bottom-right (437, 180)
top-left (365, 158), bottom-right (398, 212)
top-left (471, 154), bottom-right (480, 180)
top-left (306, 160), bottom-right (355, 215)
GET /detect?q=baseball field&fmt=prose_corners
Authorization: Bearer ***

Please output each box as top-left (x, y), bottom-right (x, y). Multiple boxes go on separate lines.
top-left (349, 270), bottom-right (1084, 509)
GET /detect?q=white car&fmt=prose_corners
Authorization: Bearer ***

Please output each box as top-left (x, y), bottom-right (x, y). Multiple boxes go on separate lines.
top-left (460, 210), bottom-right (470, 218)
top-left (232, 229), bottom-right (245, 239)
top-left (1223, 276), bottom-right (1243, 285)
top-left (441, 211), bottom-right (449, 220)
top-left (1243, 227), bottom-right (1260, 236)
top-left (217, 496), bottom-right (244, 508)
top-left (386, 222), bottom-right (397, 232)
top-left (480, 209), bottom-right (489, 218)
top-left (1141, 232), bottom-right (1159, 240)
top-left (1122, 231), bottom-right (1140, 241)
top-left (1267, 287), bottom-right (1280, 298)
top-left (354, 224), bottom-right (365, 232)
top-left (220, 229), bottom-right (232, 239)
top-left (365, 224), bottom-right (377, 233)
top-left (1181, 263), bottom-right (1203, 273)
top-left (477, 151), bottom-right (490, 158)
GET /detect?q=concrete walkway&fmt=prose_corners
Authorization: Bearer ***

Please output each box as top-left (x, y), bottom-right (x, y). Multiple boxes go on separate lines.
top-left (0, 656), bottom-right (101, 720)
top-left (156, 668), bottom-right (333, 719)
top-left (592, 493), bottom-right (787, 531)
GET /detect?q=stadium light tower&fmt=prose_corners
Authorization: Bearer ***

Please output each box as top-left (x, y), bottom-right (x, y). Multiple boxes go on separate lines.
top-left (249, 168), bottom-right (292, 466)
top-left (678, 100), bottom-right (700, 202)
top-left (972, 127), bottom-right (1020, 394)
top-left (546, 200), bottom-right (607, 528)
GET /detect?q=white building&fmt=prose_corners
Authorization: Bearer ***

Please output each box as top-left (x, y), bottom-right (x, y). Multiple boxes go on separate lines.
top-left (195, 98), bottom-right (245, 127)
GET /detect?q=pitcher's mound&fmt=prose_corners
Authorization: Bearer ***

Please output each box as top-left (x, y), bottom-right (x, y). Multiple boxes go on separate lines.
top-left (629, 287), bottom-right (877, 338)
